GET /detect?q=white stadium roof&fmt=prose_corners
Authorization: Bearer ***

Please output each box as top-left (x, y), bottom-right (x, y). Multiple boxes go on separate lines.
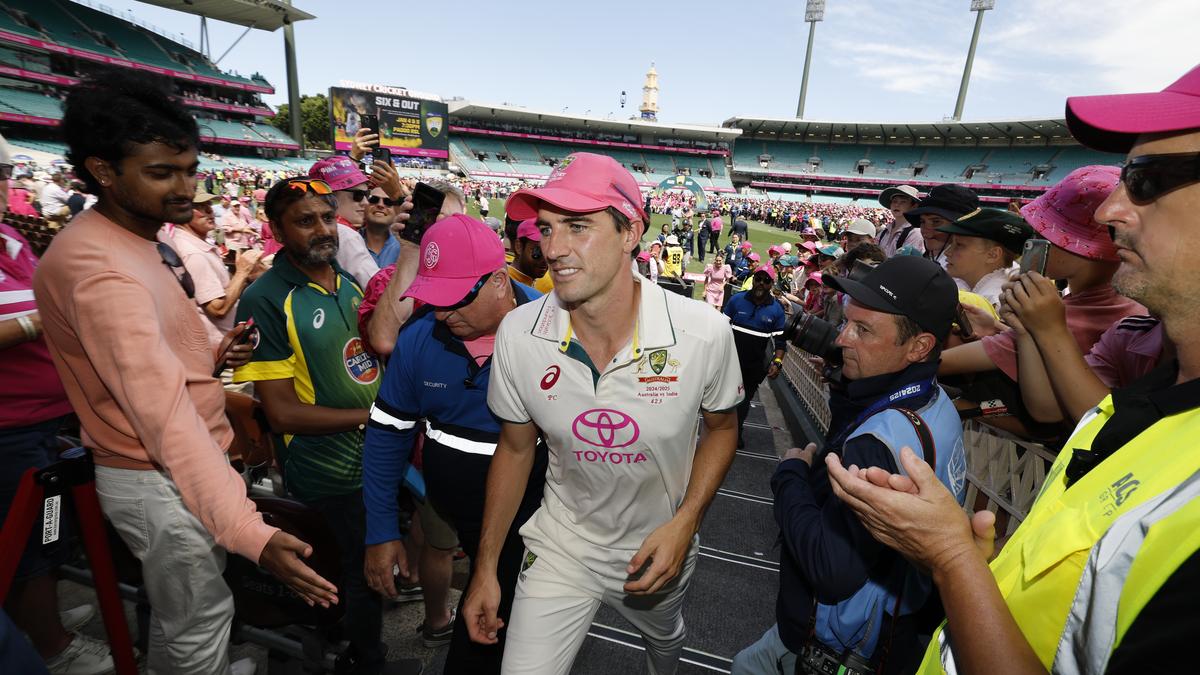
top-left (723, 116), bottom-right (1077, 146)
top-left (135, 1), bottom-right (315, 32)
top-left (450, 101), bottom-right (740, 143)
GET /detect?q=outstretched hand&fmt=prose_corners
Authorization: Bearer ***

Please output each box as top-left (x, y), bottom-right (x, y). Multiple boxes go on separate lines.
top-left (258, 531), bottom-right (339, 608)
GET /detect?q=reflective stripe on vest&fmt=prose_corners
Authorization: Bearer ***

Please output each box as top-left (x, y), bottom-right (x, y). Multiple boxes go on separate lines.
top-left (1054, 469), bottom-right (1200, 675)
top-left (919, 396), bottom-right (1200, 674)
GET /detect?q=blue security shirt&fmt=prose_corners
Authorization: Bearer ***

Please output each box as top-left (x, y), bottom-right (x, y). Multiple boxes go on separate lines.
top-left (723, 290), bottom-right (787, 361)
top-left (362, 280), bottom-right (544, 546)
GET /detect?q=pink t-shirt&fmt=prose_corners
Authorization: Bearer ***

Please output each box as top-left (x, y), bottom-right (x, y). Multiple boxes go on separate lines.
top-left (1084, 315), bottom-right (1165, 388)
top-left (710, 216), bottom-right (723, 233)
top-left (982, 285), bottom-right (1147, 381)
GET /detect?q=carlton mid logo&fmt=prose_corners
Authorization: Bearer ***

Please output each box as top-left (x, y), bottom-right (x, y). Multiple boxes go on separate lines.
top-left (572, 408), bottom-right (640, 449)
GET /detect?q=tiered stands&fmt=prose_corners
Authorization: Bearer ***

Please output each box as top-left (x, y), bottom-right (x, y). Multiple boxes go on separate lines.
top-left (0, 87), bottom-right (63, 119)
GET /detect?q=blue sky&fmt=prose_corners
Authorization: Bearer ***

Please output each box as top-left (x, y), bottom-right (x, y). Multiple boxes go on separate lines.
top-left (89, 0), bottom-right (1200, 125)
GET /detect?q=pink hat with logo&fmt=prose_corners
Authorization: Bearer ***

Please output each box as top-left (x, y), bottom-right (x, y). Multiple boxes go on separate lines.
top-left (402, 214), bottom-right (506, 307)
top-left (1066, 63), bottom-right (1200, 153)
top-left (506, 152), bottom-right (647, 223)
top-left (516, 218), bottom-right (542, 242)
top-left (308, 156), bottom-right (368, 192)
top-left (752, 262), bottom-right (777, 280)
top-left (1020, 165), bottom-right (1120, 261)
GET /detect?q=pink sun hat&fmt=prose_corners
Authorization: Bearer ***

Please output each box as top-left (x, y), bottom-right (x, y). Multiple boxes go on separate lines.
top-left (1020, 165), bottom-right (1120, 262)
top-left (506, 152), bottom-right (646, 222)
top-left (1066, 63), bottom-right (1200, 153)
top-left (308, 155), bottom-right (368, 191)
top-left (402, 214), bottom-right (506, 307)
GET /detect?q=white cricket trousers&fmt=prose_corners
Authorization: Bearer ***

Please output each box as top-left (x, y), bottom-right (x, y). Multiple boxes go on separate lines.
top-left (94, 465), bottom-right (236, 675)
top-left (500, 534), bottom-right (698, 675)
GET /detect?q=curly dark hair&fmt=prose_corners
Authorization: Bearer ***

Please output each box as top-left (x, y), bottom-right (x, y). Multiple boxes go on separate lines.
top-left (61, 71), bottom-right (200, 193)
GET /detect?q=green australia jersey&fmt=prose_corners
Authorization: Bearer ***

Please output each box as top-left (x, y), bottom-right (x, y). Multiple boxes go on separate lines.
top-left (233, 255), bottom-right (382, 501)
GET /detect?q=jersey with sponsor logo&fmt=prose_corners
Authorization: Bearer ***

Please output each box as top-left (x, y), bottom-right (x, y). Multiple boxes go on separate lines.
top-left (233, 255), bottom-right (381, 501)
top-left (488, 275), bottom-right (743, 569)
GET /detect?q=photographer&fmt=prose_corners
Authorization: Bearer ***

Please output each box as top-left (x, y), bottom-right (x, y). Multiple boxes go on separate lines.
top-left (733, 256), bottom-right (966, 675)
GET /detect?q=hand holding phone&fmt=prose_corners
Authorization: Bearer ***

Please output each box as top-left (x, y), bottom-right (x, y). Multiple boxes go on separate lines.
top-left (398, 182), bottom-right (446, 246)
top-left (213, 318), bottom-right (256, 377)
top-left (1019, 239), bottom-right (1051, 276)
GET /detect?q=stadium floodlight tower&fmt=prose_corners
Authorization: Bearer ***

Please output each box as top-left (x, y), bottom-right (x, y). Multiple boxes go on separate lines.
top-left (953, 0), bottom-right (995, 120)
top-left (796, 0), bottom-right (825, 119)
top-left (134, 1), bottom-right (316, 149)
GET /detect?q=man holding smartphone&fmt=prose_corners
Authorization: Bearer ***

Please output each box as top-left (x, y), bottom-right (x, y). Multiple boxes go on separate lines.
top-left (462, 152), bottom-right (742, 674)
top-left (308, 154), bottom-right (403, 289)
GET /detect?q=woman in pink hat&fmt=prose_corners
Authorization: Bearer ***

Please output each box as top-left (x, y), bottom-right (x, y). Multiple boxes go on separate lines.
top-left (703, 252), bottom-right (734, 309)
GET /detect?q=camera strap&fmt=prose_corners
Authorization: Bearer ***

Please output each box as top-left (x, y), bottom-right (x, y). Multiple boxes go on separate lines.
top-left (828, 376), bottom-right (937, 451)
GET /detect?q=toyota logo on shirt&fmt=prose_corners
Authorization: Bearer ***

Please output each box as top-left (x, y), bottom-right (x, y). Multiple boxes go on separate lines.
top-left (571, 408), bottom-right (640, 449)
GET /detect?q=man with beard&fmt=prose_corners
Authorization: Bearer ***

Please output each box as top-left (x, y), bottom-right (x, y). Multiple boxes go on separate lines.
top-left (723, 265), bottom-right (787, 449)
top-left (234, 178), bottom-right (420, 674)
top-left (34, 75), bottom-right (337, 674)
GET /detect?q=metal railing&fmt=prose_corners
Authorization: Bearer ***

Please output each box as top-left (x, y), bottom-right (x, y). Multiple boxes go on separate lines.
top-left (778, 345), bottom-right (1054, 533)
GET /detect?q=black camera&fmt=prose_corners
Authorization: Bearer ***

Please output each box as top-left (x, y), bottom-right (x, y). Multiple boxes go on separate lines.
top-left (781, 311), bottom-right (842, 369)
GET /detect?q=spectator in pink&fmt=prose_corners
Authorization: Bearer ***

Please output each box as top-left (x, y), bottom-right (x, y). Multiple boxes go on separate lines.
top-left (703, 253), bottom-right (734, 309)
top-left (708, 205), bottom-right (723, 255)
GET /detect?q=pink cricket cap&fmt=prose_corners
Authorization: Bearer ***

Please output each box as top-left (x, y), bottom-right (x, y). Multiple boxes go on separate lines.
top-left (752, 262), bottom-right (776, 280)
top-left (308, 156), bottom-right (368, 192)
top-left (807, 271), bottom-right (823, 284)
top-left (800, 240), bottom-right (819, 254)
top-left (747, 252), bottom-right (762, 263)
top-left (741, 241), bottom-right (752, 250)
top-left (636, 251), bottom-right (651, 262)
top-left (1066, 63), bottom-right (1200, 153)
top-left (402, 214), bottom-right (507, 307)
top-left (1021, 165), bottom-right (1121, 262)
top-left (506, 152), bottom-right (647, 222)
top-left (516, 218), bottom-right (541, 242)
top-left (768, 245), bottom-right (782, 256)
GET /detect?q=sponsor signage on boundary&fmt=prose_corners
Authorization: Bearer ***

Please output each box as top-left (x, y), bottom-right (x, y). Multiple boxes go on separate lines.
top-left (0, 65), bottom-right (78, 86)
top-left (0, 29), bottom-right (273, 93)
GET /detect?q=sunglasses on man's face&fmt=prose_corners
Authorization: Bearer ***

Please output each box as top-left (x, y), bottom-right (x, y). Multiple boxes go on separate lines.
top-left (340, 189), bottom-right (369, 203)
top-left (1120, 152), bottom-right (1200, 204)
top-left (157, 242), bottom-right (195, 299)
top-left (366, 195), bottom-right (399, 206)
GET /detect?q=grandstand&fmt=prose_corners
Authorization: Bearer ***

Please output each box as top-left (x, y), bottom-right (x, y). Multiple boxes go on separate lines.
top-left (723, 116), bottom-right (1124, 202)
top-left (448, 101), bottom-right (740, 192)
top-left (0, 0), bottom-right (301, 166)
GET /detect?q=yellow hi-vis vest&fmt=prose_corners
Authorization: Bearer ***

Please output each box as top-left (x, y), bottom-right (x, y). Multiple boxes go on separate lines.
top-left (919, 394), bottom-right (1200, 674)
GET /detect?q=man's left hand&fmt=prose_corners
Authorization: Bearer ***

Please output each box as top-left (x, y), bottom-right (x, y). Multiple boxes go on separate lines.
top-left (624, 515), bottom-right (696, 595)
top-left (783, 442), bottom-right (817, 465)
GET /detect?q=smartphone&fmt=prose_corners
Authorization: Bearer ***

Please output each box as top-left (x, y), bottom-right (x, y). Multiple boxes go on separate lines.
top-left (399, 182), bottom-right (446, 246)
top-left (1019, 238), bottom-right (1051, 276)
top-left (373, 146), bottom-right (392, 166)
top-left (359, 113), bottom-right (378, 134)
top-left (213, 317), bottom-right (255, 377)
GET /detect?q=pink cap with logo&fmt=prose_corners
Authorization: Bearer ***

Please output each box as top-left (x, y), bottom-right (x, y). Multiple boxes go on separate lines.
top-left (308, 156), bottom-right (368, 192)
top-left (753, 261), bottom-right (777, 280)
top-left (516, 218), bottom-right (542, 242)
top-left (1020, 165), bottom-right (1120, 262)
top-left (506, 152), bottom-right (647, 222)
top-left (402, 214), bottom-right (507, 307)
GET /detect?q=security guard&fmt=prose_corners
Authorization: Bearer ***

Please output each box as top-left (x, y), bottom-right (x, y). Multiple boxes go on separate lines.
top-left (723, 264), bottom-right (786, 449)
top-left (825, 65), bottom-right (1200, 674)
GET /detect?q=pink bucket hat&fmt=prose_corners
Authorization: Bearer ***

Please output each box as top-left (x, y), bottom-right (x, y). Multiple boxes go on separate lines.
top-left (1066, 63), bottom-right (1200, 153)
top-left (402, 214), bottom-right (506, 307)
top-left (1020, 165), bottom-right (1120, 261)
top-left (506, 152), bottom-right (646, 222)
top-left (308, 156), bottom-right (368, 192)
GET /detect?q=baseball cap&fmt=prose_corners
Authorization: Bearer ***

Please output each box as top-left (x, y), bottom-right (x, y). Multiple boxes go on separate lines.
top-left (193, 189), bottom-right (219, 204)
top-left (824, 255), bottom-right (959, 341)
top-left (516, 218), bottom-right (542, 242)
top-left (506, 152), bottom-right (647, 222)
top-left (800, 227), bottom-right (819, 237)
top-left (752, 263), bottom-right (776, 280)
top-left (1066, 63), bottom-right (1200, 153)
top-left (778, 254), bottom-right (800, 267)
top-left (904, 184), bottom-right (979, 226)
top-left (402, 214), bottom-right (507, 307)
top-left (844, 218), bottom-right (877, 238)
top-left (665, 234), bottom-right (679, 246)
top-left (747, 252), bottom-right (762, 263)
top-left (741, 241), bottom-right (752, 250)
top-left (768, 245), bottom-right (782, 256)
top-left (1020, 165), bottom-right (1121, 261)
top-left (308, 156), bottom-right (368, 192)
top-left (936, 208), bottom-right (1035, 255)
top-left (878, 185), bottom-right (922, 209)
top-left (817, 244), bottom-right (844, 257)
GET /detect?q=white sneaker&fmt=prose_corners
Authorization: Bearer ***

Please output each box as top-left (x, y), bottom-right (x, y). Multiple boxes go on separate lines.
top-left (59, 605), bottom-right (96, 633)
top-left (43, 633), bottom-right (114, 675)
top-left (230, 656), bottom-right (258, 675)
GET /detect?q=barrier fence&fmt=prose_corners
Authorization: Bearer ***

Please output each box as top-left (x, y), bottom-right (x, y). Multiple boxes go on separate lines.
top-left (779, 343), bottom-right (1054, 537)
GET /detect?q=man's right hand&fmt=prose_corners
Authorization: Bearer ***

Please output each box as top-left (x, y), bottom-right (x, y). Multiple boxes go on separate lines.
top-left (364, 540), bottom-right (409, 599)
top-left (234, 248), bottom-right (262, 276)
top-left (258, 530), bottom-right (339, 608)
top-left (349, 127), bottom-right (379, 162)
top-left (462, 572), bottom-right (504, 644)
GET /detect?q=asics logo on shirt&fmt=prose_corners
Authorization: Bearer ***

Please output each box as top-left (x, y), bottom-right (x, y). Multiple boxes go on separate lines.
top-left (313, 308), bottom-right (325, 329)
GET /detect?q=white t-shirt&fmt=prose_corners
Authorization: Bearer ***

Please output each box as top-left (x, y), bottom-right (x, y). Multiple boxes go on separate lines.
top-left (969, 264), bottom-right (1018, 310)
top-left (488, 276), bottom-right (743, 572)
top-left (40, 183), bottom-right (70, 217)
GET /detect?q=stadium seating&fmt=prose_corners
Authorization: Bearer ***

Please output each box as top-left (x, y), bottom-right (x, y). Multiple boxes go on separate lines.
top-left (0, 87), bottom-right (63, 119)
top-left (1045, 145), bottom-right (1122, 178)
top-left (643, 153), bottom-right (676, 175)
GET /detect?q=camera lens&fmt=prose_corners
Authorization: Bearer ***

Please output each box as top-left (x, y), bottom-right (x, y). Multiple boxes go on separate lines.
top-left (781, 311), bottom-right (843, 367)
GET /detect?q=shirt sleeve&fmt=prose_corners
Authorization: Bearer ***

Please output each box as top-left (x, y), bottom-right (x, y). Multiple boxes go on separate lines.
top-left (232, 286), bottom-right (294, 383)
top-left (70, 272), bottom-right (278, 562)
top-left (770, 436), bottom-right (897, 603)
top-left (1083, 322), bottom-right (1127, 389)
top-left (357, 265), bottom-right (396, 353)
top-left (336, 223), bottom-right (381, 290)
top-left (487, 312), bottom-right (532, 424)
top-left (702, 314), bottom-right (743, 413)
top-left (363, 323), bottom-right (421, 545)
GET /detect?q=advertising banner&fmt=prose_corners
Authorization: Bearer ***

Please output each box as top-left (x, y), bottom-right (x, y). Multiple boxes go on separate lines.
top-left (330, 86), bottom-right (449, 159)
